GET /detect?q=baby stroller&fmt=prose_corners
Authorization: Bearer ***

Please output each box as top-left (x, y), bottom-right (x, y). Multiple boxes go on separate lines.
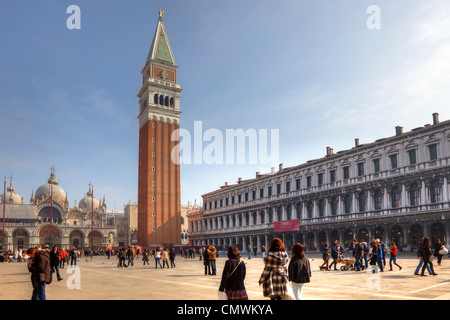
top-left (339, 255), bottom-right (355, 271)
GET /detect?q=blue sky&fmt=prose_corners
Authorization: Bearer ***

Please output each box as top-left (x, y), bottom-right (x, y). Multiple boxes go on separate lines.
top-left (1, 0), bottom-right (450, 209)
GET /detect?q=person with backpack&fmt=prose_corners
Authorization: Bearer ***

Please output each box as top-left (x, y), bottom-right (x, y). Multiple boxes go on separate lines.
top-left (70, 247), bottom-right (78, 267)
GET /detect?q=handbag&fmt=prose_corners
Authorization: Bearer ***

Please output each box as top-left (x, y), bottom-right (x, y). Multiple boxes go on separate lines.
top-left (281, 282), bottom-right (295, 300)
top-left (439, 247), bottom-right (448, 255)
top-left (217, 291), bottom-right (228, 300)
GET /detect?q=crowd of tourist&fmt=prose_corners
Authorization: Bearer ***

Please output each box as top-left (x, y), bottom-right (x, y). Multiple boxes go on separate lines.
top-left (1, 236), bottom-right (447, 301)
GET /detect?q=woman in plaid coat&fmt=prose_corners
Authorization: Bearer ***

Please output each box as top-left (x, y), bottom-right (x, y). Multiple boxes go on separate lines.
top-left (258, 238), bottom-right (289, 300)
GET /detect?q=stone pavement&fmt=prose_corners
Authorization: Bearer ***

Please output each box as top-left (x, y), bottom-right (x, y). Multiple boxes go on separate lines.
top-left (0, 252), bottom-right (449, 300)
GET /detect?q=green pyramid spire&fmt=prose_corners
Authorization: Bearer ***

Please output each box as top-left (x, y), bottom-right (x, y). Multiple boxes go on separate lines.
top-left (147, 15), bottom-right (175, 65)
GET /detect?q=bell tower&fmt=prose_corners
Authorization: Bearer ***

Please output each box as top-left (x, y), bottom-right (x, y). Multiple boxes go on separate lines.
top-left (137, 10), bottom-right (182, 247)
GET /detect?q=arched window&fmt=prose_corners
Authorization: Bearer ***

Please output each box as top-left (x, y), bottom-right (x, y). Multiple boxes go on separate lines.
top-left (318, 199), bottom-right (325, 217)
top-left (170, 97), bottom-right (175, 107)
top-left (159, 95), bottom-right (164, 105)
top-left (390, 186), bottom-right (401, 208)
top-left (358, 193), bottom-right (366, 212)
top-left (165, 96), bottom-right (169, 106)
top-left (430, 180), bottom-right (441, 203)
top-left (154, 94), bottom-right (158, 104)
top-left (331, 197), bottom-right (338, 215)
top-left (409, 183), bottom-right (421, 206)
top-left (344, 194), bottom-right (352, 214)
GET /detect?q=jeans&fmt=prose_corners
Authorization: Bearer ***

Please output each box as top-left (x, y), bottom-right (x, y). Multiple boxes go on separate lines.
top-left (377, 256), bottom-right (384, 271)
top-left (127, 256), bottom-right (133, 266)
top-left (210, 260), bottom-right (216, 274)
top-left (155, 257), bottom-right (163, 268)
top-left (291, 282), bottom-right (304, 300)
top-left (262, 252), bottom-right (266, 261)
top-left (31, 282), bottom-right (46, 300)
top-left (363, 254), bottom-right (368, 268)
top-left (50, 265), bottom-right (62, 281)
top-left (415, 258), bottom-right (432, 275)
top-left (170, 258), bottom-right (175, 267)
top-left (71, 257), bottom-right (77, 266)
top-left (354, 255), bottom-right (364, 271)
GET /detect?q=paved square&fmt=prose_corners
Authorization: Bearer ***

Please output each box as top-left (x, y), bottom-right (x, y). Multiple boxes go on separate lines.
top-left (0, 253), bottom-right (449, 300)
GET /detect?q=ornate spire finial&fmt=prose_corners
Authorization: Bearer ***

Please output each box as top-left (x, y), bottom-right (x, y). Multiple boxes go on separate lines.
top-left (159, 9), bottom-right (164, 18)
top-left (49, 165), bottom-right (55, 177)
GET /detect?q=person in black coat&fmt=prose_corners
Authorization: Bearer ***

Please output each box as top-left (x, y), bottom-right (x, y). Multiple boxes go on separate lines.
top-left (421, 237), bottom-right (437, 276)
top-left (329, 240), bottom-right (339, 271)
top-left (288, 243), bottom-right (311, 300)
top-left (219, 246), bottom-right (247, 300)
top-left (433, 239), bottom-right (444, 266)
top-left (49, 246), bottom-right (62, 282)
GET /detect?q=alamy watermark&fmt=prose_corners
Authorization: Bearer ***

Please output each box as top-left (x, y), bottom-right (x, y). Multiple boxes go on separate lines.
top-left (171, 121), bottom-right (279, 167)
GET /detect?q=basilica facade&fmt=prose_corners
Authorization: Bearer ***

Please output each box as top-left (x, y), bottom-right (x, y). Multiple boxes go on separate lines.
top-left (188, 113), bottom-right (450, 252)
top-left (0, 171), bottom-right (119, 250)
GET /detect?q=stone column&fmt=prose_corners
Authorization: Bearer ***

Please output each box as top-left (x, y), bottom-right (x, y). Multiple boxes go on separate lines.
top-left (421, 180), bottom-right (427, 205)
top-left (367, 190), bottom-right (372, 211)
top-left (443, 177), bottom-right (449, 204)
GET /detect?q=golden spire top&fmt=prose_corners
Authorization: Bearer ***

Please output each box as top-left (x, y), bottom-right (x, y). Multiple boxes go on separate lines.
top-left (159, 9), bottom-right (164, 18)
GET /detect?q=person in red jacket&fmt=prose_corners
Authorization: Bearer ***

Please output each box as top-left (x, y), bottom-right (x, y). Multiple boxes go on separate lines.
top-left (59, 248), bottom-right (69, 268)
top-left (388, 242), bottom-right (402, 271)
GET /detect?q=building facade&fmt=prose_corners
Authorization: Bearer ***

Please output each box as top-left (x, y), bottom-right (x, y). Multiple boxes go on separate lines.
top-left (137, 11), bottom-right (182, 247)
top-left (188, 113), bottom-right (450, 252)
top-left (0, 170), bottom-right (119, 250)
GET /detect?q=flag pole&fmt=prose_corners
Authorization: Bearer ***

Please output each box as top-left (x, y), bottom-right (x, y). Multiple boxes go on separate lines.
top-left (50, 183), bottom-right (53, 247)
top-left (91, 185), bottom-right (94, 248)
top-left (2, 177), bottom-right (6, 246)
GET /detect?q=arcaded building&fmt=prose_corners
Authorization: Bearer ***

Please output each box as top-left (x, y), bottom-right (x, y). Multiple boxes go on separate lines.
top-left (188, 113), bottom-right (450, 252)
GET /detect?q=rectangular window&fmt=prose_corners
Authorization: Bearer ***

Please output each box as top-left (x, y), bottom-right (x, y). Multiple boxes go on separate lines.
top-left (296, 178), bottom-right (301, 190)
top-left (429, 144), bottom-right (438, 160)
top-left (343, 166), bottom-right (350, 180)
top-left (231, 196), bottom-right (235, 205)
top-left (260, 188), bottom-right (264, 198)
top-left (373, 159), bottom-right (380, 173)
top-left (276, 184), bottom-right (281, 195)
top-left (285, 181), bottom-right (291, 193)
top-left (214, 200), bottom-right (217, 208)
top-left (238, 194), bottom-right (242, 203)
top-left (357, 163), bottom-right (364, 176)
top-left (252, 190), bottom-right (256, 200)
top-left (268, 186), bottom-right (272, 197)
top-left (330, 170), bottom-right (336, 183)
top-left (318, 173), bottom-right (323, 186)
top-left (220, 199), bottom-right (223, 207)
top-left (408, 149), bottom-right (416, 165)
top-left (226, 198), bottom-right (229, 206)
top-left (390, 154), bottom-right (398, 169)
top-left (244, 192), bottom-right (248, 202)
top-left (306, 176), bottom-right (312, 188)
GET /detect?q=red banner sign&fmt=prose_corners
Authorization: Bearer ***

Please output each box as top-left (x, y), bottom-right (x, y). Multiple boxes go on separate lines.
top-left (274, 219), bottom-right (300, 232)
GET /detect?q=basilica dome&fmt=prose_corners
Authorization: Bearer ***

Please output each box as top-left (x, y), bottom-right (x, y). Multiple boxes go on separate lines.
top-left (78, 189), bottom-right (101, 211)
top-left (0, 182), bottom-right (24, 205)
top-left (35, 173), bottom-right (67, 205)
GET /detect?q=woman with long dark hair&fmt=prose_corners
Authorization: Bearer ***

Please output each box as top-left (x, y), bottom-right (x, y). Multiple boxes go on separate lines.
top-left (218, 246), bottom-right (247, 300)
top-left (258, 238), bottom-right (289, 300)
top-left (288, 243), bottom-right (311, 300)
top-left (421, 237), bottom-right (438, 276)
